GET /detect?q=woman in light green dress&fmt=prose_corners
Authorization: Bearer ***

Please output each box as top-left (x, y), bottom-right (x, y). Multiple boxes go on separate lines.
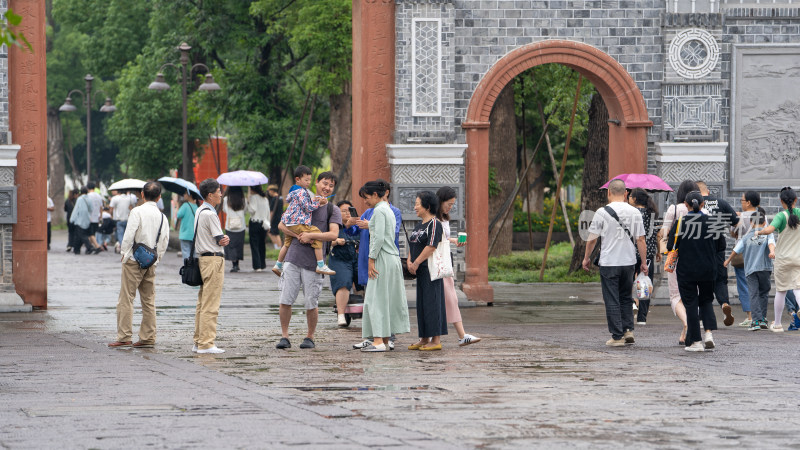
top-left (360, 180), bottom-right (410, 352)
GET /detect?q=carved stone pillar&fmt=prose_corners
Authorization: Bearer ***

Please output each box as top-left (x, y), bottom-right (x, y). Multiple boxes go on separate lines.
top-left (351, 0), bottom-right (394, 210)
top-left (9, 0), bottom-right (48, 308)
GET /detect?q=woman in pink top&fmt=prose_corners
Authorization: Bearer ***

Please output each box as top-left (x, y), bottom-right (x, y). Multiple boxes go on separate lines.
top-left (435, 187), bottom-right (481, 346)
top-left (660, 180), bottom-right (698, 345)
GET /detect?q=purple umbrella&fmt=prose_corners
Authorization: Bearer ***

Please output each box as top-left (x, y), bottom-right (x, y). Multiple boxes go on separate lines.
top-left (217, 170), bottom-right (268, 187)
top-left (600, 173), bottom-right (673, 192)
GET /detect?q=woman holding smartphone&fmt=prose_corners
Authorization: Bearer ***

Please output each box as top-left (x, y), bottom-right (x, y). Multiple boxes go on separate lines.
top-left (330, 200), bottom-right (362, 327)
top-left (358, 180), bottom-right (410, 352)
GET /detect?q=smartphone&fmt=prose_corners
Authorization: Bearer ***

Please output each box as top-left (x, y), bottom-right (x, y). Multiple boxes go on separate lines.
top-left (348, 206), bottom-right (358, 218)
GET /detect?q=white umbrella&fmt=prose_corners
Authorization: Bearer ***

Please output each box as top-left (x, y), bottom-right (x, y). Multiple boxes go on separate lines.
top-left (217, 170), bottom-right (268, 187)
top-left (108, 178), bottom-right (146, 191)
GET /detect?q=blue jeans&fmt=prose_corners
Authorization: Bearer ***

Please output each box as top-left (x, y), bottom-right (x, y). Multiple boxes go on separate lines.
top-left (115, 221), bottom-right (127, 244)
top-left (734, 266), bottom-right (750, 313)
top-left (180, 240), bottom-right (193, 258)
top-left (787, 289), bottom-right (798, 313)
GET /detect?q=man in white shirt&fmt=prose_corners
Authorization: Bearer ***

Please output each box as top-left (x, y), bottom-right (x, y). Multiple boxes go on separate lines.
top-left (582, 179), bottom-right (648, 347)
top-left (109, 191), bottom-right (132, 253)
top-left (86, 182), bottom-right (104, 250)
top-left (108, 181), bottom-right (170, 349)
top-left (192, 178), bottom-right (230, 354)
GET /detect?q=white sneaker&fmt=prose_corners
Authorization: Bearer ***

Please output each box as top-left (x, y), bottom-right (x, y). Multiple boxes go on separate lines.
top-left (191, 344), bottom-right (198, 353)
top-left (685, 342), bottom-right (705, 352)
top-left (114, 243), bottom-right (121, 254)
top-left (361, 344), bottom-right (386, 352)
top-left (315, 264), bottom-right (336, 275)
top-left (770, 321), bottom-right (784, 333)
top-left (703, 331), bottom-right (715, 350)
top-left (271, 264), bottom-right (283, 277)
top-left (388, 340), bottom-right (395, 351)
top-left (458, 334), bottom-right (482, 346)
top-left (196, 346), bottom-right (225, 354)
top-left (632, 303), bottom-right (639, 312)
top-left (352, 339), bottom-right (372, 349)
top-left (337, 314), bottom-right (348, 327)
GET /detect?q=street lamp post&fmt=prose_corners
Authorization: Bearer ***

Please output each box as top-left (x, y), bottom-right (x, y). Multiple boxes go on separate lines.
top-left (148, 42), bottom-right (220, 183)
top-left (59, 74), bottom-right (116, 181)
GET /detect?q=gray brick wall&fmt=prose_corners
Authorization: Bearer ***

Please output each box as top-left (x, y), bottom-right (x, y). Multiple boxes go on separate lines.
top-left (394, 1), bottom-right (800, 220)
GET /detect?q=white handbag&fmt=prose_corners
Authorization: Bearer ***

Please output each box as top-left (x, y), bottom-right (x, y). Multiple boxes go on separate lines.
top-left (427, 219), bottom-right (454, 281)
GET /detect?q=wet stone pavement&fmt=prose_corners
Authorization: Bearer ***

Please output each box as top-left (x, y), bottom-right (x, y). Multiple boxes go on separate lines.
top-left (3, 230), bottom-right (800, 448)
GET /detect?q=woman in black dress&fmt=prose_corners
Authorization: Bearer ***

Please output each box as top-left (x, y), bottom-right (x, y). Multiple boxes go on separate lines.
top-left (407, 191), bottom-right (447, 351)
top-left (267, 185), bottom-right (283, 250)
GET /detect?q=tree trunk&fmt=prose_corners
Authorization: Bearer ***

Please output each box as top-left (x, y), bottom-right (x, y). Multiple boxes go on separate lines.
top-left (488, 84), bottom-right (516, 257)
top-left (329, 81), bottom-right (352, 200)
top-left (47, 107), bottom-right (66, 225)
top-left (569, 92), bottom-right (609, 272)
top-left (526, 161), bottom-right (545, 213)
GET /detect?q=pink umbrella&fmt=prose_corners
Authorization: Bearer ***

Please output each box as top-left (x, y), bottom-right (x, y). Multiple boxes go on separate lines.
top-left (600, 173), bottom-right (673, 192)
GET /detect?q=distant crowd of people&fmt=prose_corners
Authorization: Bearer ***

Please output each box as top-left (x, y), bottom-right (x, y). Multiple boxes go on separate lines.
top-left (101, 167), bottom-right (480, 354)
top-left (584, 178), bottom-right (800, 352)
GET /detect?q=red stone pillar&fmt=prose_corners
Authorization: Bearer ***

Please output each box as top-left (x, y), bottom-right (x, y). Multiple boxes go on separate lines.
top-left (461, 122), bottom-right (494, 302)
top-left (351, 0), bottom-right (394, 209)
top-left (10, 0), bottom-right (48, 308)
top-left (608, 125), bottom-right (649, 178)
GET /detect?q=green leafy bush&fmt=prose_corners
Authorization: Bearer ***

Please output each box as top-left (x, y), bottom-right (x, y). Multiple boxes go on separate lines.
top-left (512, 198), bottom-right (580, 232)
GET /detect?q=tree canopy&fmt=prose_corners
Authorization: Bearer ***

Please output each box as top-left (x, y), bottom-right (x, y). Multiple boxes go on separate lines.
top-left (46, 0), bottom-right (352, 184)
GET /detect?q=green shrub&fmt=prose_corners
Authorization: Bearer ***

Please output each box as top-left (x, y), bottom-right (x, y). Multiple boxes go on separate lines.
top-left (488, 242), bottom-right (599, 283)
top-left (512, 198), bottom-right (580, 232)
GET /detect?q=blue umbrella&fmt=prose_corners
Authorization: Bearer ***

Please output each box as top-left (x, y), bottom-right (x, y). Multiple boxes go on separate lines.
top-left (157, 177), bottom-right (202, 200)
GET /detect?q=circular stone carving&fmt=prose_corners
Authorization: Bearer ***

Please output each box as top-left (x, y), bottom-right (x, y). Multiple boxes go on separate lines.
top-left (668, 29), bottom-right (719, 80)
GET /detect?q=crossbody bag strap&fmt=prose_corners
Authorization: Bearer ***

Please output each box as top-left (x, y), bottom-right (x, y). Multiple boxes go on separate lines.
top-left (673, 216), bottom-right (682, 249)
top-left (190, 208), bottom-right (211, 259)
top-left (603, 206), bottom-right (635, 244)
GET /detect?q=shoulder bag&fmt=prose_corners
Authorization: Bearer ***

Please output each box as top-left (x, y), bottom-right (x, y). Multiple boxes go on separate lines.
top-left (663, 216), bottom-right (682, 273)
top-left (427, 218), bottom-right (454, 281)
top-left (180, 209), bottom-right (209, 286)
top-left (132, 213), bottom-right (164, 269)
top-left (595, 206), bottom-right (642, 268)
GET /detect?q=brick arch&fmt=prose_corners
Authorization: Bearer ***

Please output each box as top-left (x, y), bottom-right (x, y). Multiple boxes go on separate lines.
top-left (460, 40), bottom-right (652, 303)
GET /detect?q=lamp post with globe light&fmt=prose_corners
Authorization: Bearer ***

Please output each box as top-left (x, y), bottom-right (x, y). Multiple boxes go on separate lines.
top-left (148, 42), bottom-right (220, 183)
top-left (59, 74), bottom-right (116, 181)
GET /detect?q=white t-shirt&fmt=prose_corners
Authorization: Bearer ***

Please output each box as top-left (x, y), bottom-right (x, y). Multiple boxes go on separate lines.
top-left (109, 194), bottom-right (131, 221)
top-left (223, 197), bottom-right (247, 232)
top-left (46, 197), bottom-right (54, 223)
top-left (87, 191), bottom-right (104, 223)
top-left (588, 201), bottom-right (645, 266)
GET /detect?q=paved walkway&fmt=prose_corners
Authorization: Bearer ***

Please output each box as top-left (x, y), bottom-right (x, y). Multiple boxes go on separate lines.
top-left (3, 230), bottom-right (800, 448)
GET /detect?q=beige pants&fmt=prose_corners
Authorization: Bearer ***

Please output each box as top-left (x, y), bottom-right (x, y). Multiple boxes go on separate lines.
top-left (116, 259), bottom-right (157, 343)
top-left (194, 256), bottom-right (225, 350)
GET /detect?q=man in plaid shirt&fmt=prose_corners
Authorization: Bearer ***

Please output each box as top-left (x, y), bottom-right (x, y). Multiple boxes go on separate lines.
top-left (272, 165), bottom-right (336, 276)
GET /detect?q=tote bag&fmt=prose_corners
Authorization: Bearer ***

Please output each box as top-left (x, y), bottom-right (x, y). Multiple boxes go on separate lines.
top-left (427, 219), bottom-right (454, 281)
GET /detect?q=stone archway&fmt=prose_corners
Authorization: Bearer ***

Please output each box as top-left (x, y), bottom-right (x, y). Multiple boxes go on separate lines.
top-left (461, 40), bottom-right (652, 302)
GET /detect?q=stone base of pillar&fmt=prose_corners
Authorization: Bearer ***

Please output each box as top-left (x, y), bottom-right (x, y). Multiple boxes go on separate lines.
top-left (0, 292), bottom-right (31, 312)
top-left (462, 282), bottom-right (494, 303)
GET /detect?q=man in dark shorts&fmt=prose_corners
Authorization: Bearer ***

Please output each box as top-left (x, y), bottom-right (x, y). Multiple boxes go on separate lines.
top-left (697, 180), bottom-right (740, 326)
top-left (275, 172), bottom-right (341, 350)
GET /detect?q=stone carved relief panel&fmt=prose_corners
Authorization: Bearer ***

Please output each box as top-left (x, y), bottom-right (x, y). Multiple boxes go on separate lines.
top-left (412, 19), bottom-right (441, 116)
top-left (668, 29), bottom-right (720, 80)
top-left (393, 184), bottom-right (461, 220)
top-left (663, 84), bottom-right (723, 131)
top-left (732, 45), bottom-right (800, 190)
top-left (0, 167), bottom-right (14, 186)
top-left (392, 164), bottom-right (459, 184)
top-left (660, 162), bottom-right (725, 184)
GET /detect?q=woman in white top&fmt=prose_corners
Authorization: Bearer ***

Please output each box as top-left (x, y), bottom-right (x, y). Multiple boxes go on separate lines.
top-left (223, 186), bottom-right (247, 272)
top-left (435, 187), bottom-right (481, 346)
top-left (247, 185), bottom-right (271, 272)
top-left (659, 180), bottom-right (698, 345)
